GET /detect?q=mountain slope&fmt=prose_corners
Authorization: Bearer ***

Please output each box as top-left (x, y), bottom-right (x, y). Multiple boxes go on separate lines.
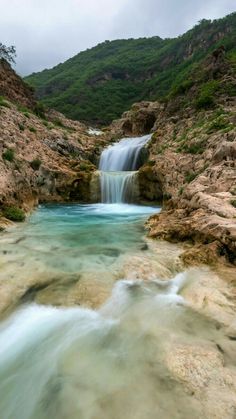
top-left (25, 12), bottom-right (236, 125)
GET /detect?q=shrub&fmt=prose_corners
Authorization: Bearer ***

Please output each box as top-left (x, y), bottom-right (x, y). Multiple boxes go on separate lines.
top-left (0, 96), bottom-right (11, 108)
top-left (18, 123), bottom-right (25, 131)
top-left (146, 160), bottom-right (155, 167)
top-left (2, 148), bottom-right (14, 162)
top-left (29, 126), bottom-right (37, 133)
top-left (3, 206), bottom-right (25, 222)
top-left (54, 119), bottom-right (65, 128)
top-left (206, 116), bottom-right (231, 134)
top-left (195, 93), bottom-right (214, 109)
top-left (182, 141), bottom-right (206, 154)
top-left (170, 79), bottom-right (194, 97)
top-left (163, 192), bottom-right (172, 200)
top-left (185, 171), bottom-right (197, 183)
top-left (195, 81), bottom-right (219, 110)
top-left (34, 102), bottom-right (46, 119)
top-left (30, 158), bottom-right (42, 170)
top-left (17, 105), bottom-right (29, 113)
top-left (231, 200), bottom-right (236, 208)
top-left (78, 161), bottom-right (93, 171)
top-left (179, 186), bottom-right (184, 195)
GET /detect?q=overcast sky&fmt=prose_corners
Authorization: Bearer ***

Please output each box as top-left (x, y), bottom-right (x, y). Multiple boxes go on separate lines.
top-left (0, 0), bottom-right (235, 76)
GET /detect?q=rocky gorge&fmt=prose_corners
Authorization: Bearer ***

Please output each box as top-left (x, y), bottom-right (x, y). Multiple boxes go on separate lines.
top-left (0, 45), bottom-right (236, 419)
top-left (1, 50), bottom-right (236, 267)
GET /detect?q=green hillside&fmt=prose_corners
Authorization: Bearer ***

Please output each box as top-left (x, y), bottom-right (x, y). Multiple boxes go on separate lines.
top-left (25, 12), bottom-right (236, 125)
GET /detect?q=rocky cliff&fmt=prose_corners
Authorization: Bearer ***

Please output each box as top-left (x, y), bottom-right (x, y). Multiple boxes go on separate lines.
top-left (0, 59), bottom-right (36, 109)
top-left (0, 60), bottom-right (106, 224)
top-left (108, 50), bottom-right (236, 264)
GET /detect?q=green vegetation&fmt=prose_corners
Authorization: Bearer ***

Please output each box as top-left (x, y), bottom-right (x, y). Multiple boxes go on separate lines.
top-left (180, 139), bottom-right (207, 154)
top-left (169, 80), bottom-right (194, 98)
top-left (17, 105), bottom-right (30, 113)
top-left (0, 96), bottom-right (11, 108)
top-left (29, 126), bottom-right (37, 133)
top-left (2, 148), bottom-right (15, 162)
top-left (30, 158), bottom-right (42, 170)
top-left (195, 80), bottom-right (220, 109)
top-left (146, 160), bottom-right (156, 167)
top-left (185, 171), bottom-right (198, 183)
top-left (17, 103), bottom-right (46, 120)
top-left (2, 206), bottom-right (25, 222)
top-left (25, 13), bottom-right (236, 124)
top-left (206, 114), bottom-right (232, 133)
top-left (178, 186), bottom-right (184, 195)
top-left (34, 102), bottom-right (46, 119)
top-left (18, 123), bottom-right (25, 131)
top-left (163, 192), bottom-right (172, 200)
top-left (231, 200), bottom-right (236, 208)
top-left (53, 119), bottom-right (65, 128)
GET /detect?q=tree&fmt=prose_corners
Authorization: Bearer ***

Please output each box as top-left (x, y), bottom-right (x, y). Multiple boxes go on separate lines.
top-left (0, 43), bottom-right (16, 64)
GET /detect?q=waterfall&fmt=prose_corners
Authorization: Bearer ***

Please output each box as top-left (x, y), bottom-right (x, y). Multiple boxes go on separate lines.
top-left (100, 171), bottom-right (138, 203)
top-left (99, 134), bottom-right (150, 203)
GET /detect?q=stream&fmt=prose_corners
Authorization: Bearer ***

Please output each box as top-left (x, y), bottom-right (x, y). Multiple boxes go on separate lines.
top-left (0, 135), bottom-right (235, 418)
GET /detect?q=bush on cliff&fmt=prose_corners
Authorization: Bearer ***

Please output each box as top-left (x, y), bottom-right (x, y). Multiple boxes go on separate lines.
top-left (30, 158), bottom-right (42, 170)
top-left (3, 206), bottom-right (26, 222)
top-left (195, 81), bottom-right (220, 109)
top-left (2, 148), bottom-right (15, 162)
top-left (0, 96), bottom-right (11, 108)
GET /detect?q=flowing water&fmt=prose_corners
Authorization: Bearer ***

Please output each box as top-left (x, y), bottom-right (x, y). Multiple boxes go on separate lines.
top-left (100, 172), bottom-right (138, 203)
top-left (0, 135), bottom-right (234, 419)
top-left (0, 265), bottom-right (232, 419)
top-left (99, 134), bottom-right (150, 203)
top-left (99, 135), bottom-right (150, 172)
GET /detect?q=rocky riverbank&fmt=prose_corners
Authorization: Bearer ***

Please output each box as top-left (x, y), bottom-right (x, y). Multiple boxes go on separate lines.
top-left (107, 51), bottom-right (236, 265)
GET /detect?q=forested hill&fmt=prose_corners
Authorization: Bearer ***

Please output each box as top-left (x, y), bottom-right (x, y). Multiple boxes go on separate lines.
top-left (25, 12), bottom-right (236, 125)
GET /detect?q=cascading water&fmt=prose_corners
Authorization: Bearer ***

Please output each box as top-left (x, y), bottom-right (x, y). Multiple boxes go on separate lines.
top-left (0, 271), bottom-right (225, 419)
top-left (99, 134), bottom-right (150, 203)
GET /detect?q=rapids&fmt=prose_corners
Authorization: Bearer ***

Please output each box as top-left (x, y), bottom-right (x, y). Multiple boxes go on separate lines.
top-left (0, 271), bottom-right (227, 419)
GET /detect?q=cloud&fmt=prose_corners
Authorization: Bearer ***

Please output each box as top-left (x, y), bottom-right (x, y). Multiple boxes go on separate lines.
top-left (0, 0), bottom-right (235, 75)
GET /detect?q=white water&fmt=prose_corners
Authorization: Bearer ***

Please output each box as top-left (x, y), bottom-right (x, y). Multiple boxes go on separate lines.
top-left (99, 134), bottom-right (150, 172)
top-left (99, 134), bottom-right (150, 203)
top-left (100, 171), bottom-right (138, 203)
top-left (0, 272), bottom-right (217, 419)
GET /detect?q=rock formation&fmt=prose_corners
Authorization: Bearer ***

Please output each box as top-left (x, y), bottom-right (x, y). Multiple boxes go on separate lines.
top-left (0, 60), bottom-right (107, 224)
top-left (0, 58), bottom-right (36, 109)
top-left (107, 52), bottom-right (236, 264)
